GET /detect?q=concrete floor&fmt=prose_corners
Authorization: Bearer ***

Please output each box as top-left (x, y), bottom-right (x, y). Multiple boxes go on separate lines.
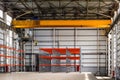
top-left (96, 76), bottom-right (113, 80)
top-left (0, 72), bottom-right (112, 80)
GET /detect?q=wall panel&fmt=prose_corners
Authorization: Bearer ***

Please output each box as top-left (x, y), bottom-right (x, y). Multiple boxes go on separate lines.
top-left (25, 28), bottom-right (107, 75)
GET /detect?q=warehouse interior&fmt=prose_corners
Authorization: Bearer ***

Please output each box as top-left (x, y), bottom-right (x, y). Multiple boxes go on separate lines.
top-left (0, 0), bottom-right (120, 80)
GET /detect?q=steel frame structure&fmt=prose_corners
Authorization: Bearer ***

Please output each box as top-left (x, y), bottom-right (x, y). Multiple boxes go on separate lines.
top-left (0, 0), bottom-right (115, 20)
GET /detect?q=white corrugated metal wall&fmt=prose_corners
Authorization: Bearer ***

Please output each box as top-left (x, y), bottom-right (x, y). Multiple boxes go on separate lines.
top-left (108, 22), bottom-right (120, 78)
top-left (0, 28), bottom-right (19, 72)
top-left (0, 28), bottom-right (5, 72)
top-left (25, 28), bottom-right (107, 75)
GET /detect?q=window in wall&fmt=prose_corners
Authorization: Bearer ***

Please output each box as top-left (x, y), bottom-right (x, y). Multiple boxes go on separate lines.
top-left (6, 14), bottom-right (12, 26)
top-left (0, 10), bottom-right (3, 18)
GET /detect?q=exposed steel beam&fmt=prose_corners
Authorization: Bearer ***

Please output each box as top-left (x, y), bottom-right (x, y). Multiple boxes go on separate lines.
top-left (12, 20), bottom-right (111, 28)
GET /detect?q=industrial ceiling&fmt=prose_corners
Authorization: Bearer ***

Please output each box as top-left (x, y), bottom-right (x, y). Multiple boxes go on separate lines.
top-left (0, 0), bottom-right (117, 20)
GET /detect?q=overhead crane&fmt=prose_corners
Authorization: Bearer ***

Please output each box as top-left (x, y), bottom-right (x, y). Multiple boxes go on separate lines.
top-left (12, 20), bottom-right (111, 28)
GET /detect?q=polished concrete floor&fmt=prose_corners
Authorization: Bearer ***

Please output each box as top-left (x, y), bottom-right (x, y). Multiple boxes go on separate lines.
top-left (0, 72), bottom-right (97, 80)
top-left (0, 72), bottom-right (112, 80)
top-left (96, 76), bottom-right (113, 80)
